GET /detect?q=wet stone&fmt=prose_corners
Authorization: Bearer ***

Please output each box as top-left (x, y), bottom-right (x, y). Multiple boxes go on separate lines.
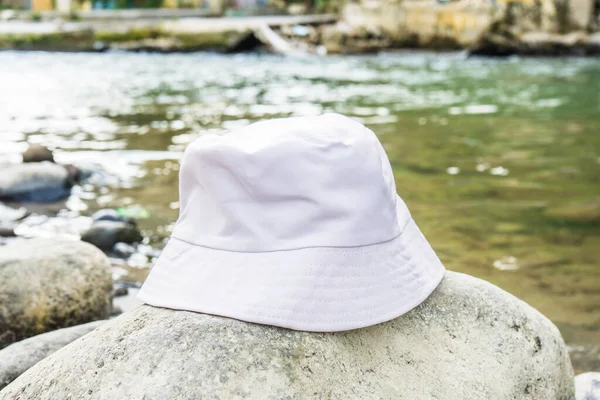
top-left (0, 239), bottom-right (112, 349)
top-left (81, 221), bottom-right (143, 252)
top-left (0, 163), bottom-right (74, 203)
top-left (0, 226), bottom-right (16, 238)
top-left (112, 286), bottom-right (129, 297)
top-left (22, 144), bottom-right (54, 164)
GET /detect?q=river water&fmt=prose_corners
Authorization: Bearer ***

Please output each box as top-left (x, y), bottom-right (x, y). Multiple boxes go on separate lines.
top-left (0, 51), bottom-right (598, 369)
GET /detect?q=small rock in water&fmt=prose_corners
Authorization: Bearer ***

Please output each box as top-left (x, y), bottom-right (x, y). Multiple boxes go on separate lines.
top-left (0, 163), bottom-right (76, 203)
top-left (22, 144), bottom-right (54, 163)
top-left (112, 285), bottom-right (129, 297)
top-left (0, 239), bottom-right (112, 349)
top-left (575, 372), bottom-right (600, 400)
top-left (81, 220), bottom-right (142, 251)
top-left (0, 226), bottom-right (16, 237)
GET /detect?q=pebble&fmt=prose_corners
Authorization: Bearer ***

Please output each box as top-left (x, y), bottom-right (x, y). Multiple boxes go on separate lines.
top-left (22, 144), bottom-right (54, 163)
top-left (112, 286), bottom-right (129, 297)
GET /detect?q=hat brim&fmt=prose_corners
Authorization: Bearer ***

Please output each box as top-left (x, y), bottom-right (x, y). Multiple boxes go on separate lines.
top-left (138, 197), bottom-right (445, 332)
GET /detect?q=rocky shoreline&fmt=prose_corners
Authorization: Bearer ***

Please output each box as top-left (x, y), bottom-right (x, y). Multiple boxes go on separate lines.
top-left (2, 24), bottom-right (599, 56)
top-left (0, 15), bottom-right (337, 53)
top-left (470, 31), bottom-right (600, 57)
top-left (1, 0), bottom-right (599, 56)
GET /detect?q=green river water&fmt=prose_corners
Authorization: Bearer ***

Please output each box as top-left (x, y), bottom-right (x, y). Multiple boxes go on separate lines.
top-left (0, 51), bottom-right (598, 370)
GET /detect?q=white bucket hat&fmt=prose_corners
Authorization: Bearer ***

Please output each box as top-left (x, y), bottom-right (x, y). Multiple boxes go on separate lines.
top-left (138, 113), bottom-right (445, 332)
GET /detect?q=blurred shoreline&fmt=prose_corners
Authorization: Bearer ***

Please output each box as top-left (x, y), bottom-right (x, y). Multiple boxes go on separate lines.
top-left (1, 1), bottom-right (599, 56)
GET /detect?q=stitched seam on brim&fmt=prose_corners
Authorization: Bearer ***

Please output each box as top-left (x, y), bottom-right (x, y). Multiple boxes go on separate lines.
top-left (168, 217), bottom-right (414, 254)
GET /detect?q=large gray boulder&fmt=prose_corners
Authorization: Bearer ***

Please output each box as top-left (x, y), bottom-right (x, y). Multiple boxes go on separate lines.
top-left (0, 320), bottom-right (106, 390)
top-left (0, 272), bottom-right (574, 399)
top-left (0, 239), bottom-right (112, 349)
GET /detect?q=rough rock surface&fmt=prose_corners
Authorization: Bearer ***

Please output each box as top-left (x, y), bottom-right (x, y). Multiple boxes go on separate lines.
top-left (0, 321), bottom-right (106, 390)
top-left (469, 0), bottom-right (600, 57)
top-left (0, 272), bottom-right (574, 399)
top-left (320, 22), bottom-right (390, 54)
top-left (576, 372), bottom-right (600, 400)
top-left (0, 239), bottom-right (112, 349)
top-left (339, 2), bottom-right (492, 50)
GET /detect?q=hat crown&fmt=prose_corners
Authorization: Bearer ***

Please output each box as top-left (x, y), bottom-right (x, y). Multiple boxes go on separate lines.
top-left (173, 113), bottom-right (406, 252)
